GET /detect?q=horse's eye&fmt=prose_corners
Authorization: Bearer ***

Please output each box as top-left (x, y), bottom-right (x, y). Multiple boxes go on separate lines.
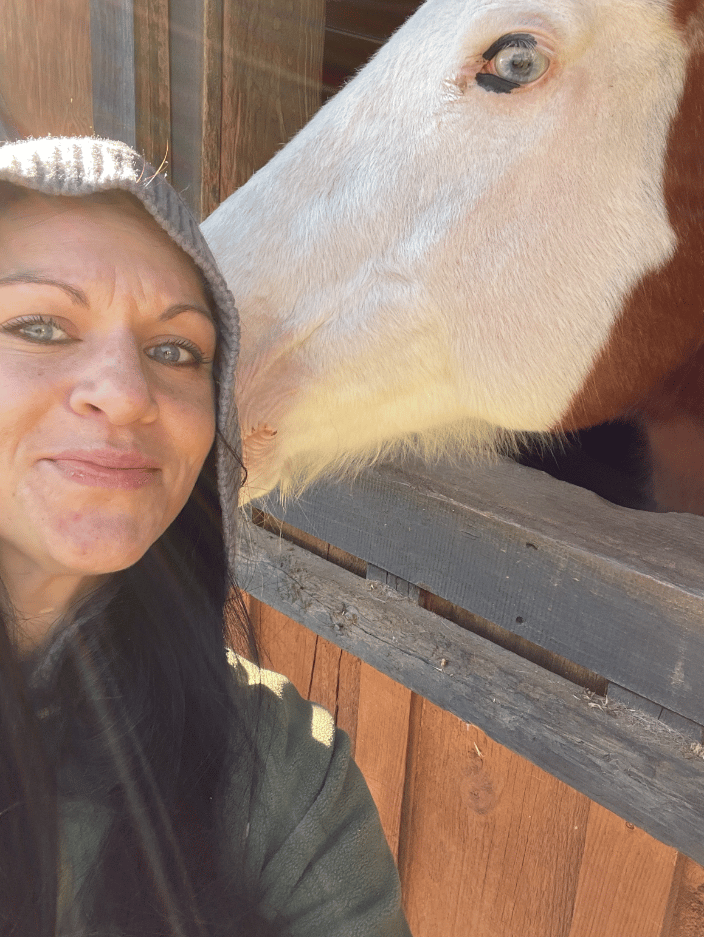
top-left (477, 34), bottom-right (550, 93)
top-left (494, 44), bottom-right (549, 84)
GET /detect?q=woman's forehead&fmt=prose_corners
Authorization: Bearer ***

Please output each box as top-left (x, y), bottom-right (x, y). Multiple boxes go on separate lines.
top-left (0, 191), bottom-right (211, 303)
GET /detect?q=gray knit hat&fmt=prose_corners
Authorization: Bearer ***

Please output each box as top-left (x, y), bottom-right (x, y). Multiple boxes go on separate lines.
top-left (0, 136), bottom-right (241, 570)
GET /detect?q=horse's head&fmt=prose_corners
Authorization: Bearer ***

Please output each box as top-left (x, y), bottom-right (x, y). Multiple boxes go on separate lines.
top-left (202, 0), bottom-right (704, 505)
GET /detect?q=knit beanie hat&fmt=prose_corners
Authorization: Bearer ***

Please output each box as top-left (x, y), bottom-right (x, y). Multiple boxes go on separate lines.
top-left (0, 137), bottom-right (241, 571)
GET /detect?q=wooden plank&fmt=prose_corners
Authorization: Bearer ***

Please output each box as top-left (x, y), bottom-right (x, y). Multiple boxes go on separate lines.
top-left (253, 510), bottom-right (343, 565)
top-left (169, 0), bottom-right (205, 217)
top-left (237, 521), bottom-right (704, 864)
top-left (307, 633), bottom-right (345, 716)
top-left (251, 598), bottom-right (362, 753)
top-left (421, 588), bottom-right (608, 695)
top-left (200, 0), bottom-right (224, 217)
top-left (396, 690), bottom-right (423, 898)
top-left (669, 856), bottom-right (704, 936)
top-left (250, 599), bottom-right (317, 697)
top-left (165, 0), bottom-right (224, 219)
top-left (90, 0), bottom-right (136, 146)
top-left (0, 0), bottom-right (93, 137)
top-left (398, 697), bottom-right (590, 937)
top-left (333, 648), bottom-right (361, 756)
top-left (168, 0), bottom-right (225, 220)
top-left (567, 803), bottom-right (678, 937)
top-left (133, 0), bottom-right (170, 171)
top-left (219, 0), bottom-right (326, 199)
top-left (353, 664), bottom-right (412, 859)
top-left (608, 684), bottom-right (703, 744)
top-left (261, 456), bottom-right (704, 725)
top-left (368, 564), bottom-right (420, 602)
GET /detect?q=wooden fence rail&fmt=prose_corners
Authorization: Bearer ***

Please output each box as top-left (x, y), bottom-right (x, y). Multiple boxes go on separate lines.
top-left (239, 516), bottom-right (704, 866)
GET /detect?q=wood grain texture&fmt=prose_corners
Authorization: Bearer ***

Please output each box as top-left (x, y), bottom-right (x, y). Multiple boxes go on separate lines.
top-left (219, 0), bottom-right (325, 199)
top-left (368, 564), bottom-right (421, 602)
top-left (354, 664), bottom-right (412, 858)
top-left (333, 648), bottom-right (361, 755)
top-left (250, 598), bottom-right (317, 696)
top-left (308, 635), bottom-right (346, 716)
top-left (253, 510), bottom-right (367, 576)
top-left (247, 595), bottom-right (704, 937)
top-left (399, 697), bottom-right (590, 937)
top-left (238, 522), bottom-right (704, 864)
top-left (133, 0), bottom-right (170, 171)
top-left (669, 856), bottom-right (704, 936)
top-left (420, 587), bottom-right (608, 696)
top-left (568, 803), bottom-right (678, 937)
top-left (200, 0), bottom-right (224, 217)
top-left (262, 456), bottom-right (704, 725)
top-left (608, 684), bottom-right (703, 745)
top-left (0, 0), bottom-right (93, 136)
top-left (252, 598), bottom-right (362, 752)
top-left (90, 0), bottom-right (136, 145)
top-left (169, 0), bottom-right (205, 217)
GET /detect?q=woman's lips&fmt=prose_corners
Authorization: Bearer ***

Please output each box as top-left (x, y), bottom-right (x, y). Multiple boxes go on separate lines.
top-left (44, 450), bottom-right (160, 490)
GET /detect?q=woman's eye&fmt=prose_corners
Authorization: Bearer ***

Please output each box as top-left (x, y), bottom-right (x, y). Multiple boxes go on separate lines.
top-left (147, 341), bottom-right (203, 367)
top-left (477, 34), bottom-right (550, 93)
top-left (2, 316), bottom-right (70, 343)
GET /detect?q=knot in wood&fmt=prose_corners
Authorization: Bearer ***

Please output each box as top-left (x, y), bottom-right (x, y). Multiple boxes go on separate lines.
top-left (342, 604), bottom-right (359, 624)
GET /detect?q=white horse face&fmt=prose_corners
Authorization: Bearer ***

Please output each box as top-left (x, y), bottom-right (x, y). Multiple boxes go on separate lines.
top-left (202, 0), bottom-right (702, 502)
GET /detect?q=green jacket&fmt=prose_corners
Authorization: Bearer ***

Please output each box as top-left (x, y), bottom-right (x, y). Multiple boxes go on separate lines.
top-left (59, 655), bottom-right (413, 936)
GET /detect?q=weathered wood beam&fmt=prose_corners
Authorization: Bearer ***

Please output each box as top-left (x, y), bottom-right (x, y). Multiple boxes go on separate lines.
top-left (238, 521), bottom-right (704, 865)
top-left (260, 456), bottom-right (704, 725)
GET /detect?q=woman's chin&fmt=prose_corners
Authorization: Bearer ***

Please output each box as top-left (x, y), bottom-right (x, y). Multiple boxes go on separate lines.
top-left (42, 516), bottom-right (164, 577)
top-left (46, 545), bottom-right (149, 579)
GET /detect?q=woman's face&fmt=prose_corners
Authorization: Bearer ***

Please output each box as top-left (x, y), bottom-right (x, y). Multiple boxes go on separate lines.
top-left (0, 192), bottom-right (217, 583)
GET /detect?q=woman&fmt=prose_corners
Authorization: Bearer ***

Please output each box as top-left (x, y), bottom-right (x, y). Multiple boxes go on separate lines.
top-left (0, 137), bottom-right (412, 937)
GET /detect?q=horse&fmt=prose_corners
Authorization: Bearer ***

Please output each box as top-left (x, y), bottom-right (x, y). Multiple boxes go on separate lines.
top-left (201, 0), bottom-right (704, 513)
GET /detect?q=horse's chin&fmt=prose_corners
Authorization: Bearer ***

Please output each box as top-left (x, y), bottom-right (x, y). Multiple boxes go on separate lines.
top-left (239, 415), bottom-right (524, 508)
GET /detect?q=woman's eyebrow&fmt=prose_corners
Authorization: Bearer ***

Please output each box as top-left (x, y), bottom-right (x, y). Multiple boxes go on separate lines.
top-left (160, 303), bottom-right (215, 324)
top-left (0, 276), bottom-right (213, 324)
top-left (0, 273), bottom-right (88, 306)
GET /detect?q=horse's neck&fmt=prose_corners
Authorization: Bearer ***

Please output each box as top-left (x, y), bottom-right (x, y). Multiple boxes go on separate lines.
top-left (642, 346), bottom-right (704, 514)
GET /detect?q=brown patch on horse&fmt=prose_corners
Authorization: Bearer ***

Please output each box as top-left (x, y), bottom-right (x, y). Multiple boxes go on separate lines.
top-left (559, 12), bottom-right (704, 433)
top-left (641, 345), bottom-right (704, 513)
top-left (644, 413), bottom-right (704, 514)
top-left (672, 0), bottom-right (702, 27)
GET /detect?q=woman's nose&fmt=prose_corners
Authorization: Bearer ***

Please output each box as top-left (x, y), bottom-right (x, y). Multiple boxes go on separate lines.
top-left (68, 334), bottom-right (159, 425)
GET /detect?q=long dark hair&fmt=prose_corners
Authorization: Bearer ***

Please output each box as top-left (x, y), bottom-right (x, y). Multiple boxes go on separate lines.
top-left (0, 441), bottom-right (277, 936)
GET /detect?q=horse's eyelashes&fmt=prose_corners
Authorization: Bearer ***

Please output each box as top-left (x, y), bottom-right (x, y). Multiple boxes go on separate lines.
top-left (481, 33), bottom-right (537, 62)
top-left (476, 73), bottom-right (520, 94)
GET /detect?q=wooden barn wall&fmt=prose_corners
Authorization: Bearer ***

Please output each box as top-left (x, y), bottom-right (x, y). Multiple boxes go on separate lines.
top-left (250, 597), bottom-right (704, 937)
top-left (2, 2), bottom-right (704, 934)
